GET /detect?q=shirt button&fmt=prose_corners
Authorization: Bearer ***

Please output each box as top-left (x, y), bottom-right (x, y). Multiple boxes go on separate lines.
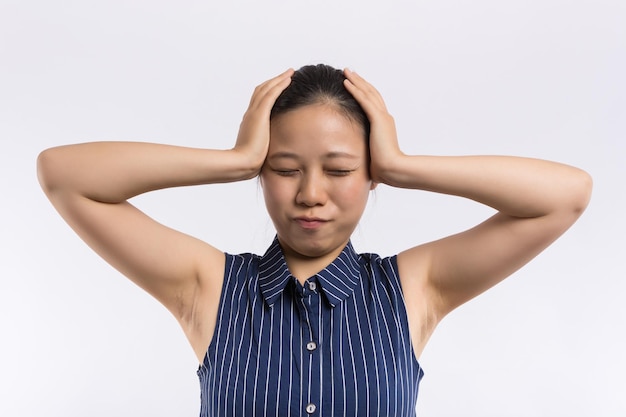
top-left (306, 341), bottom-right (317, 351)
top-left (308, 281), bottom-right (317, 291)
top-left (305, 403), bottom-right (316, 414)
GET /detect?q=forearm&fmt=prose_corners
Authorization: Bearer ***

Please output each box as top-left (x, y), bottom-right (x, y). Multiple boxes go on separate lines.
top-left (379, 154), bottom-right (592, 218)
top-left (37, 141), bottom-right (257, 203)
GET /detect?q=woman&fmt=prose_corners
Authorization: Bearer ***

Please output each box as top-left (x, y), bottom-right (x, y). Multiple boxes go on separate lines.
top-left (37, 64), bottom-right (592, 416)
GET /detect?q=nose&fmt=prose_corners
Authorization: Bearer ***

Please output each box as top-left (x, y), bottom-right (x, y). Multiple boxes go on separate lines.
top-left (296, 172), bottom-right (327, 207)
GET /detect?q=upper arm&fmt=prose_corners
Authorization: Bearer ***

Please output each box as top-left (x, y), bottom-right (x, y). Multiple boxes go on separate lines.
top-left (47, 191), bottom-right (225, 323)
top-left (398, 208), bottom-right (585, 322)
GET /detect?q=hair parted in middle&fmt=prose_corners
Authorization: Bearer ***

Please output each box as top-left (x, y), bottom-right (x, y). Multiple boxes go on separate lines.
top-left (270, 64), bottom-right (371, 139)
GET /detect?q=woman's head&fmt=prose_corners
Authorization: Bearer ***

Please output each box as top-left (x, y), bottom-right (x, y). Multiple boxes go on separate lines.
top-left (270, 64), bottom-right (370, 139)
top-left (261, 66), bottom-right (375, 263)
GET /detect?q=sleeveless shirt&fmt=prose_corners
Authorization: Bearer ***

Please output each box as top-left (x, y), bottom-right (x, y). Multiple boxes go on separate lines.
top-left (197, 237), bottom-right (424, 416)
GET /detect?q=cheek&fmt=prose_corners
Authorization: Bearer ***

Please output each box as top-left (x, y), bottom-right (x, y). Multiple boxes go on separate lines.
top-left (334, 179), bottom-right (372, 209)
top-left (261, 176), bottom-right (290, 213)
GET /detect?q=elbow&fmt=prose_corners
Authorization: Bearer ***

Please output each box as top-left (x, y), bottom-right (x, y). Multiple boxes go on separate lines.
top-left (36, 147), bottom-right (63, 196)
top-left (571, 168), bottom-right (593, 216)
top-left (543, 167), bottom-right (593, 226)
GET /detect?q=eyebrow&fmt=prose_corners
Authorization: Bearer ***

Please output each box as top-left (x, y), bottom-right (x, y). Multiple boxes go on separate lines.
top-left (267, 151), bottom-right (360, 160)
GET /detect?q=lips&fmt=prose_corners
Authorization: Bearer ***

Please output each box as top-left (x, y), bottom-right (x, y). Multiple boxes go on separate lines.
top-left (294, 217), bottom-right (328, 230)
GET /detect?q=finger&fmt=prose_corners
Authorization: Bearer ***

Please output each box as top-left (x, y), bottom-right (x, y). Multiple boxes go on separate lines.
top-left (343, 69), bottom-right (388, 111)
top-left (255, 68), bottom-right (294, 93)
top-left (248, 68), bottom-right (294, 109)
top-left (344, 77), bottom-right (387, 118)
top-left (259, 70), bottom-right (294, 106)
top-left (343, 69), bottom-right (380, 98)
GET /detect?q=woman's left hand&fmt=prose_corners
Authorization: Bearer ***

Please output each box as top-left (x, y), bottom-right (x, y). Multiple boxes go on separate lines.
top-left (343, 68), bottom-right (403, 185)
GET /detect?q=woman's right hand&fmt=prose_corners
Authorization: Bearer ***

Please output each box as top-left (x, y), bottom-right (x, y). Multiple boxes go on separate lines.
top-left (233, 68), bottom-right (294, 175)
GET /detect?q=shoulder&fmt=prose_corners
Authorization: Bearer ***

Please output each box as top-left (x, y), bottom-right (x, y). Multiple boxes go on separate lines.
top-left (355, 251), bottom-right (405, 294)
top-left (197, 250), bottom-right (261, 319)
top-left (357, 251), bottom-right (399, 273)
top-left (221, 251), bottom-right (262, 282)
top-left (192, 250), bottom-right (263, 361)
top-left (224, 251), bottom-right (259, 268)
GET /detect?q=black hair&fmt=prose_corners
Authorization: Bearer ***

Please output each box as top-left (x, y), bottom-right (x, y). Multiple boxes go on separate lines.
top-left (270, 64), bottom-right (370, 138)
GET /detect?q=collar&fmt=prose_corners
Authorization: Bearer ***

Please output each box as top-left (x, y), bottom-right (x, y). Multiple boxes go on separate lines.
top-left (258, 236), bottom-right (361, 308)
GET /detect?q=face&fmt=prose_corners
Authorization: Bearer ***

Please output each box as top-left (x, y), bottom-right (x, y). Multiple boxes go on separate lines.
top-left (261, 104), bottom-right (374, 264)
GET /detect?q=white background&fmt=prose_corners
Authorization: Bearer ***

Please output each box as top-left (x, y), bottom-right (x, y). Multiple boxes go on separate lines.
top-left (1, 0), bottom-right (624, 416)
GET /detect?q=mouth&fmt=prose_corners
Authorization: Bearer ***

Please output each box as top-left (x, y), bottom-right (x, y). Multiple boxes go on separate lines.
top-left (294, 217), bottom-right (328, 230)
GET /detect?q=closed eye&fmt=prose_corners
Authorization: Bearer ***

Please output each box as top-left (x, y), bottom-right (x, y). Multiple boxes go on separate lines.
top-left (274, 169), bottom-right (299, 176)
top-left (328, 170), bottom-right (353, 176)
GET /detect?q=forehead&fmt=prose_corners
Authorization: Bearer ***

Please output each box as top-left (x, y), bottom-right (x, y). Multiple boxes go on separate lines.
top-left (269, 104), bottom-right (367, 158)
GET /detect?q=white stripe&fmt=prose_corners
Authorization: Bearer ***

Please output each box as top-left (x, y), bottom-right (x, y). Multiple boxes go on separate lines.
top-left (318, 289), bottom-right (323, 416)
top-left (369, 262), bottom-right (393, 416)
top-left (274, 295), bottom-right (284, 417)
top-left (216, 256), bottom-right (249, 415)
top-left (239, 269), bottom-right (258, 415)
top-left (252, 283), bottom-right (267, 417)
top-left (344, 298), bottom-right (359, 417)
top-left (359, 268), bottom-right (381, 414)
top-left (214, 256), bottom-right (245, 415)
top-left (352, 280), bottom-right (370, 416)
top-left (263, 303), bottom-right (274, 416)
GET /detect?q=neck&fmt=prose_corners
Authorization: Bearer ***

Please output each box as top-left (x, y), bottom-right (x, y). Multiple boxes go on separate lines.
top-left (282, 254), bottom-right (331, 284)
top-left (279, 242), bottom-right (348, 284)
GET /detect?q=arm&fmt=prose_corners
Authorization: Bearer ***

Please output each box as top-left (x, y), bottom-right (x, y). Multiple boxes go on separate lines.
top-left (344, 69), bottom-right (592, 351)
top-left (37, 69), bottom-right (294, 361)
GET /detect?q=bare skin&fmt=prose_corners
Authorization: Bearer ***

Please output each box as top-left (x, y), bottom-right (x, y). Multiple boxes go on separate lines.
top-left (37, 68), bottom-right (592, 363)
top-left (261, 103), bottom-right (375, 280)
top-left (343, 69), bottom-right (593, 354)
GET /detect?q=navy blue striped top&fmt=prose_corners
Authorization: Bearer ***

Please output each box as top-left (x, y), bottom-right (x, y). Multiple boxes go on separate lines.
top-left (197, 237), bottom-right (424, 416)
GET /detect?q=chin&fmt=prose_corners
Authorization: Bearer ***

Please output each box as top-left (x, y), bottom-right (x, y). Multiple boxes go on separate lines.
top-left (287, 240), bottom-right (326, 258)
top-left (281, 233), bottom-right (346, 259)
